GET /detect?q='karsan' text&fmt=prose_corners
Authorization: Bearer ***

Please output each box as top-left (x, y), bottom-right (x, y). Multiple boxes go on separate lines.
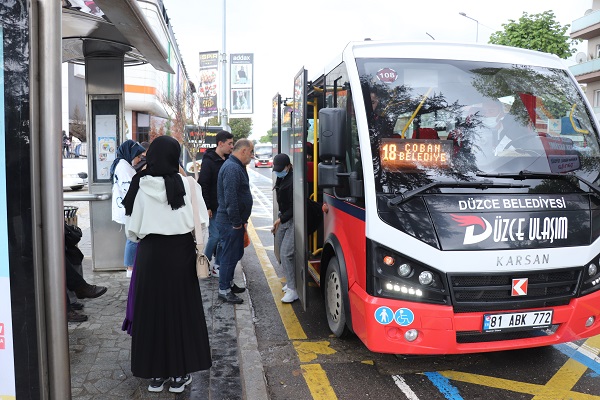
top-left (497, 254), bottom-right (550, 267)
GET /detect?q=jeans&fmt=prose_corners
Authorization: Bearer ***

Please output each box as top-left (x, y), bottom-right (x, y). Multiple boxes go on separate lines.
top-left (124, 239), bottom-right (138, 267)
top-left (216, 221), bottom-right (245, 292)
top-left (275, 219), bottom-right (295, 291)
top-left (204, 214), bottom-right (221, 264)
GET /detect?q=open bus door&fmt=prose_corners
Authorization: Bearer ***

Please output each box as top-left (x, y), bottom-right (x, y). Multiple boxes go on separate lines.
top-left (291, 68), bottom-right (309, 310)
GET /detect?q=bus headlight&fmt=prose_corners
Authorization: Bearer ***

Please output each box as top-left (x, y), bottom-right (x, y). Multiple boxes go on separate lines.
top-left (398, 263), bottom-right (412, 277)
top-left (371, 241), bottom-right (448, 305)
top-left (580, 255), bottom-right (600, 296)
top-left (419, 271), bottom-right (434, 286)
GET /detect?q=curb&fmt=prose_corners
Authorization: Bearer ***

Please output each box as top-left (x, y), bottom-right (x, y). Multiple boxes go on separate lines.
top-left (235, 265), bottom-right (269, 399)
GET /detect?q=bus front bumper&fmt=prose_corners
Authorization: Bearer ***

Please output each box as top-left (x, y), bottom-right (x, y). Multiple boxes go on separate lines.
top-left (349, 285), bottom-right (600, 355)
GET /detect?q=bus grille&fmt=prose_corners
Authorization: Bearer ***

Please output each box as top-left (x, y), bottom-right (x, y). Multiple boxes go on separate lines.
top-left (448, 268), bottom-right (581, 313)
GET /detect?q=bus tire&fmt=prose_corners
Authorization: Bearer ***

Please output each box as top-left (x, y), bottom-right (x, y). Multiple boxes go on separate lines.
top-left (325, 256), bottom-right (350, 338)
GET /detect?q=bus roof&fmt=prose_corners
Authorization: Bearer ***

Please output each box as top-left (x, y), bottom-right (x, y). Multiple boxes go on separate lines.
top-left (310, 40), bottom-right (567, 81)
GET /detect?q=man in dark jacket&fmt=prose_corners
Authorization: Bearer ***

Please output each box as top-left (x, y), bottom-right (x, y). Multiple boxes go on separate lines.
top-left (215, 138), bottom-right (254, 304)
top-left (198, 130), bottom-right (233, 277)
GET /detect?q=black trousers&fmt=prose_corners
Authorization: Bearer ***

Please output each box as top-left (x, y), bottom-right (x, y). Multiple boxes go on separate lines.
top-left (65, 256), bottom-right (85, 291)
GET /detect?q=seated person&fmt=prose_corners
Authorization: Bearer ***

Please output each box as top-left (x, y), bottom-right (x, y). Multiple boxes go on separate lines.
top-left (64, 222), bottom-right (107, 322)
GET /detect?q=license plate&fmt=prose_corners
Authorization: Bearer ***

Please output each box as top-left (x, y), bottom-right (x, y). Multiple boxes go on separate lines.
top-left (483, 310), bottom-right (553, 332)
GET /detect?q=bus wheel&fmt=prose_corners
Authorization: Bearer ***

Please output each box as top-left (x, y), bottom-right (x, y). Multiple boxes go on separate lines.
top-left (325, 257), bottom-right (349, 338)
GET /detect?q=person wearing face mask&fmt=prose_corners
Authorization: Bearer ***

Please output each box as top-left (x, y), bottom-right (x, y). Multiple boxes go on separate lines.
top-left (271, 153), bottom-right (298, 303)
top-left (479, 99), bottom-right (536, 156)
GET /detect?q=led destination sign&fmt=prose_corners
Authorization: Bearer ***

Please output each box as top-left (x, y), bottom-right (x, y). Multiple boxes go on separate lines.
top-left (381, 139), bottom-right (452, 170)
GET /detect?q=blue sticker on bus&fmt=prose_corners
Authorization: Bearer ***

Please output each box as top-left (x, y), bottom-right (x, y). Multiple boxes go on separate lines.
top-left (374, 306), bottom-right (394, 325)
top-left (394, 308), bottom-right (415, 326)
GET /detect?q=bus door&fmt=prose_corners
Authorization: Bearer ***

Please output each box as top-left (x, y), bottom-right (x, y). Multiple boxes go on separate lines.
top-left (291, 68), bottom-right (309, 310)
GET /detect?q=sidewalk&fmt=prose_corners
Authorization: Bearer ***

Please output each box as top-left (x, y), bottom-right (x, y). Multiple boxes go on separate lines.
top-left (68, 225), bottom-right (268, 399)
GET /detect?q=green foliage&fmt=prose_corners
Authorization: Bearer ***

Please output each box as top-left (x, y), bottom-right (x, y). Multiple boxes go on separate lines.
top-left (488, 11), bottom-right (581, 59)
top-left (206, 116), bottom-right (219, 126)
top-left (229, 118), bottom-right (253, 142)
top-left (259, 129), bottom-right (273, 143)
top-left (203, 116), bottom-right (252, 141)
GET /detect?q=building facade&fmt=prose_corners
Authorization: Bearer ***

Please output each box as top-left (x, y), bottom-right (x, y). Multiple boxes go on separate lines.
top-left (570, 0), bottom-right (600, 119)
top-left (62, 0), bottom-right (195, 146)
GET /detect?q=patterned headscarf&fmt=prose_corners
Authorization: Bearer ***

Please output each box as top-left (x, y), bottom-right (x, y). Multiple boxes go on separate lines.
top-left (109, 140), bottom-right (145, 183)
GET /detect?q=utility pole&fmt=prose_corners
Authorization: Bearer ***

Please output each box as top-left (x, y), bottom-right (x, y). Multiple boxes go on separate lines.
top-left (220, 0), bottom-right (231, 131)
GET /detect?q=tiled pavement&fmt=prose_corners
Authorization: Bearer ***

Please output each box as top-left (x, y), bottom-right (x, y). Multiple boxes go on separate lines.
top-left (66, 204), bottom-right (267, 400)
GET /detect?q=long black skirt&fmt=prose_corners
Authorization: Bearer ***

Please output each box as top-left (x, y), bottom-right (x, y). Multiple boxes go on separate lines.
top-left (131, 233), bottom-right (212, 378)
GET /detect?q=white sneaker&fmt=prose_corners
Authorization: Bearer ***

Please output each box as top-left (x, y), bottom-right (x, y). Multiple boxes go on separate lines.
top-left (281, 289), bottom-right (298, 303)
top-left (211, 264), bottom-right (220, 278)
top-left (282, 284), bottom-right (288, 292)
top-left (126, 268), bottom-right (132, 278)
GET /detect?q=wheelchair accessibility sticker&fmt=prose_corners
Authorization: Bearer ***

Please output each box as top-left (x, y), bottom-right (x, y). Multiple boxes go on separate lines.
top-left (374, 306), bottom-right (394, 325)
top-left (394, 308), bottom-right (415, 326)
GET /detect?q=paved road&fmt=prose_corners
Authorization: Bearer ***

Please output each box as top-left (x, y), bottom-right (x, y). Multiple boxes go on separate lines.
top-left (243, 166), bottom-right (600, 400)
top-left (63, 167), bottom-right (600, 399)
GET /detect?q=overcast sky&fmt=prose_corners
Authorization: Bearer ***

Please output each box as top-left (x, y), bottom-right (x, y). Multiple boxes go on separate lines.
top-left (164, 0), bottom-right (592, 139)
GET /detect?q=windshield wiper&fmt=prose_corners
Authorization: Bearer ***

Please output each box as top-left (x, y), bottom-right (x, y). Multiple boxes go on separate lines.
top-left (388, 180), bottom-right (530, 207)
top-left (476, 170), bottom-right (600, 197)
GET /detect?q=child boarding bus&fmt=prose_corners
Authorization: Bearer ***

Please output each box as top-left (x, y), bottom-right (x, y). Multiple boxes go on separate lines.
top-left (273, 40), bottom-right (600, 355)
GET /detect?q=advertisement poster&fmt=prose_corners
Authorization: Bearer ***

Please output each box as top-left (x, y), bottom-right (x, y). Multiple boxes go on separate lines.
top-left (0, 25), bottom-right (17, 400)
top-left (95, 114), bottom-right (117, 181)
top-left (230, 53), bottom-right (253, 114)
top-left (199, 51), bottom-right (219, 117)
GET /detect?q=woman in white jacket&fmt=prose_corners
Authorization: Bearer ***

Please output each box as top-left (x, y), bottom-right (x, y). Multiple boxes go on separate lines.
top-left (110, 140), bottom-right (145, 277)
top-left (122, 136), bottom-right (212, 394)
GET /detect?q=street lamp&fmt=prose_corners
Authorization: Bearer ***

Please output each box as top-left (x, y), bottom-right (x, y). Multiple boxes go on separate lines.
top-left (459, 12), bottom-right (479, 43)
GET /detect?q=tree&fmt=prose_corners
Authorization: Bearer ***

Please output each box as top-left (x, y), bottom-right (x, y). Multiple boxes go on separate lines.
top-left (157, 86), bottom-right (196, 143)
top-left (202, 116), bottom-right (253, 141)
top-left (259, 129), bottom-right (273, 143)
top-left (229, 118), bottom-right (252, 141)
top-left (69, 105), bottom-right (86, 142)
top-left (488, 11), bottom-right (581, 59)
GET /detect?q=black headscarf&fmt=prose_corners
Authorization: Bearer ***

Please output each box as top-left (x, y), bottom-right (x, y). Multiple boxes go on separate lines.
top-left (110, 140), bottom-right (145, 183)
top-left (122, 136), bottom-right (186, 216)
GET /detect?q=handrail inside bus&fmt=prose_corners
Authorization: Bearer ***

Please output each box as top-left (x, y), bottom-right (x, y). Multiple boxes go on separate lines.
top-left (401, 87), bottom-right (433, 139)
top-left (570, 103), bottom-right (589, 134)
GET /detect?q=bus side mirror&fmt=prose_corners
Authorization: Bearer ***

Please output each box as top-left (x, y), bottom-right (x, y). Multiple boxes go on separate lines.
top-left (348, 171), bottom-right (364, 198)
top-left (318, 163), bottom-right (343, 188)
top-left (319, 108), bottom-right (346, 160)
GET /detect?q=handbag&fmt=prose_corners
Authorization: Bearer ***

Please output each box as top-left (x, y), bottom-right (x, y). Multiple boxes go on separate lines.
top-left (186, 177), bottom-right (210, 279)
top-left (244, 229), bottom-right (250, 248)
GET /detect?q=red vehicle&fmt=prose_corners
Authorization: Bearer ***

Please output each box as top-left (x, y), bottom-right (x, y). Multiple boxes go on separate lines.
top-left (273, 41), bottom-right (600, 355)
top-left (254, 143), bottom-right (274, 168)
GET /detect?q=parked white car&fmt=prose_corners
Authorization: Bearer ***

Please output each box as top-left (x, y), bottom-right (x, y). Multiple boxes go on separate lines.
top-left (63, 158), bottom-right (88, 191)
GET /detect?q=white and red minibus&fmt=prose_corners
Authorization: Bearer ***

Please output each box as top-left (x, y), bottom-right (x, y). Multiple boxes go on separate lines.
top-left (273, 41), bottom-right (600, 354)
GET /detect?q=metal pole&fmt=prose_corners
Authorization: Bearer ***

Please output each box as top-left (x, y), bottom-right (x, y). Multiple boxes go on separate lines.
top-left (459, 12), bottom-right (479, 43)
top-left (38, 0), bottom-right (72, 397)
top-left (220, 0), bottom-right (230, 131)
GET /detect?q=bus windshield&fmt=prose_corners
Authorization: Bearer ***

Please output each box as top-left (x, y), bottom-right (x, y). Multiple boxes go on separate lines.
top-left (255, 144), bottom-right (273, 158)
top-left (357, 58), bottom-right (600, 194)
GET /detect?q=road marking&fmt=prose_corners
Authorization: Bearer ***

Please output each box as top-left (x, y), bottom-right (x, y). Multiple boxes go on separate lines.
top-left (301, 364), bottom-right (338, 399)
top-left (434, 335), bottom-right (600, 399)
top-left (424, 372), bottom-right (464, 400)
top-left (293, 341), bottom-right (336, 363)
top-left (247, 219), bottom-right (306, 340)
top-left (392, 375), bottom-right (421, 400)
top-left (246, 219), bottom-right (338, 400)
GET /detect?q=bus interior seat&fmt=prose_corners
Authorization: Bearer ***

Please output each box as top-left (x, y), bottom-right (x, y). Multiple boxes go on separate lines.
top-left (414, 127), bottom-right (440, 140)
